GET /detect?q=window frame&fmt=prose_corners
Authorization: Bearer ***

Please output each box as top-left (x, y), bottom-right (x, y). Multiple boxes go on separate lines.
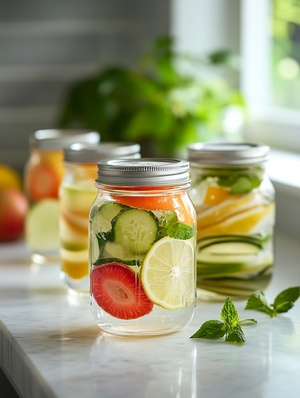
top-left (241, 0), bottom-right (300, 153)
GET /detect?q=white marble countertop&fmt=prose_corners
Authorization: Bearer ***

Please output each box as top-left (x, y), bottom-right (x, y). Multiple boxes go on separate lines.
top-left (0, 231), bottom-right (300, 398)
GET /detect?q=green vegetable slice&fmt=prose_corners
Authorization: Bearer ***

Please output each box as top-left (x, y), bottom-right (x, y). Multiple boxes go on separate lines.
top-left (92, 202), bottom-right (125, 234)
top-left (112, 208), bottom-right (158, 254)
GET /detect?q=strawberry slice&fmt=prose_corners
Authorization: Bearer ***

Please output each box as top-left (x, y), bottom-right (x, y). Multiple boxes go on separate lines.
top-left (91, 262), bottom-right (153, 320)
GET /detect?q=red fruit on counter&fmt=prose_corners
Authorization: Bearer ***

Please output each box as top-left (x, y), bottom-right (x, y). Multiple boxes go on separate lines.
top-left (91, 262), bottom-right (153, 320)
top-left (0, 189), bottom-right (28, 241)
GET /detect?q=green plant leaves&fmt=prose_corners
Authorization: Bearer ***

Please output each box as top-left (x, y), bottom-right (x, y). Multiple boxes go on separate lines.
top-left (245, 287), bottom-right (300, 317)
top-left (191, 298), bottom-right (256, 345)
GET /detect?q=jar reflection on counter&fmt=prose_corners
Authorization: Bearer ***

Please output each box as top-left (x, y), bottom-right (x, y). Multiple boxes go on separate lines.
top-left (59, 142), bottom-right (141, 296)
top-left (24, 129), bottom-right (100, 263)
top-left (187, 142), bottom-right (275, 301)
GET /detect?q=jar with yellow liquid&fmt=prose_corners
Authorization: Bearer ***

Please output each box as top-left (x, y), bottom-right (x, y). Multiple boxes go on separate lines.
top-left (59, 142), bottom-right (141, 296)
top-left (24, 129), bottom-right (100, 263)
top-left (187, 142), bottom-right (275, 301)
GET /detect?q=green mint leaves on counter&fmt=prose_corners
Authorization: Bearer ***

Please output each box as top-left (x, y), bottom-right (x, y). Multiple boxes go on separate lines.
top-left (190, 298), bottom-right (257, 345)
top-left (245, 287), bottom-right (300, 317)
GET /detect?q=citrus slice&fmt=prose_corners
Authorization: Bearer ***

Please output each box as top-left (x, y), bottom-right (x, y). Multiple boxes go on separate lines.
top-left (141, 237), bottom-right (195, 310)
top-left (197, 203), bottom-right (275, 239)
top-left (25, 199), bottom-right (60, 251)
top-left (197, 193), bottom-right (261, 229)
top-left (203, 185), bottom-right (230, 206)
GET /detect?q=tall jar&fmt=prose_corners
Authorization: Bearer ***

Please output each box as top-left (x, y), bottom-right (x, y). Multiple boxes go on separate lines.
top-left (89, 159), bottom-right (197, 336)
top-left (59, 142), bottom-right (141, 296)
top-left (24, 129), bottom-right (100, 263)
top-left (188, 142), bottom-right (275, 301)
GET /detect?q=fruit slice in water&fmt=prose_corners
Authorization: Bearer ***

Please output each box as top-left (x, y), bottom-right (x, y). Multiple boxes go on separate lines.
top-left (91, 262), bottom-right (153, 320)
top-left (26, 199), bottom-right (59, 251)
top-left (141, 237), bottom-right (195, 310)
top-left (197, 203), bottom-right (275, 239)
top-left (27, 164), bottom-right (59, 200)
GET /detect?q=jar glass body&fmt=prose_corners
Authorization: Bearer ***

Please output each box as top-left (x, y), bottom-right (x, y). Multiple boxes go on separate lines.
top-left (59, 162), bottom-right (97, 295)
top-left (89, 184), bottom-right (197, 336)
top-left (24, 148), bottom-right (64, 261)
top-left (189, 163), bottom-right (275, 300)
top-left (24, 130), bottom-right (99, 263)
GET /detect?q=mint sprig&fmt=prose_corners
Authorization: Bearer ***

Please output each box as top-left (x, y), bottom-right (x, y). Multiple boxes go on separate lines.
top-left (190, 298), bottom-right (257, 345)
top-left (245, 287), bottom-right (300, 317)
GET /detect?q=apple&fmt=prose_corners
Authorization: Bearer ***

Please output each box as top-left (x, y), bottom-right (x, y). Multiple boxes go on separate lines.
top-left (0, 189), bottom-right (28, 241)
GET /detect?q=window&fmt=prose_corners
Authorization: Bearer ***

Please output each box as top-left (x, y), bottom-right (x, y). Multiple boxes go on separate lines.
top-left (241, 0), bottom-right (300, 153)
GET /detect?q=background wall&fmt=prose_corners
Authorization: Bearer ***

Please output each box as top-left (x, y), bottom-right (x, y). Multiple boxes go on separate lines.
top-left (0, 0), bottom-right (241, 173)
top-left (0, 0), bottom-right (170, 172)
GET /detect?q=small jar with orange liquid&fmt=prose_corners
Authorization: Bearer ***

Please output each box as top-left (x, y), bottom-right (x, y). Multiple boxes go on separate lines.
top-left (60, 142), bottom-right (141, 296)
top-left (187, 142), bottom-right (275, 300)
top-left (24, 129), bottom-right (100, 263)
top-left (89, 158), bottom-right (197, 336)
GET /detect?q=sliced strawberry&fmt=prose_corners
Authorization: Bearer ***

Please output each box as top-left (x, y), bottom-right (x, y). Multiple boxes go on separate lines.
top-left (91, 262), bottom-right (153, 320)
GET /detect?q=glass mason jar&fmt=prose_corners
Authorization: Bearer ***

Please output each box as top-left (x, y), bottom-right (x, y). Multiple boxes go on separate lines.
top-left (188, 142), bottom-right (276, 301)
top-left (59, 142), bottom-right (141, 296)
top-left (89, 158), bottom-right (197, 336)
top-left (24, 129), bottom-right (100, 263)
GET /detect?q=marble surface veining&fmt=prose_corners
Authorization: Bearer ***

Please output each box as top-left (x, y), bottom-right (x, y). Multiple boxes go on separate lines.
top-left (0, 232), bottom-right (300, 398)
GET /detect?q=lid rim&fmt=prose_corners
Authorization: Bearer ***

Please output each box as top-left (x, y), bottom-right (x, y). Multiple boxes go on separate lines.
top-left (96, 158), bottom-right (190, 186)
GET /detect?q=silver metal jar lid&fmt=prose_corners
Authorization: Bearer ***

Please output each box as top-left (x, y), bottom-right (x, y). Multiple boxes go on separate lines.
top-left (30, 129), bottom-right (100, 150)
top-left (64, 142), bottom-right (141, 163)
top-left (187, 142), bottom-right (269, 166)
top-left (96, 158), bottom-right (190, 186)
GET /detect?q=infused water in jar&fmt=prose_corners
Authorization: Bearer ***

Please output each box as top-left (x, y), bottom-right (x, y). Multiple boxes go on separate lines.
top-left (89, 159), bottom-right (197, 336)
top-left (24, 129), bottom-right (100, 263)
top-left (59, 142), bottom-right (140, 296)
top-left (188, 142), bottom-right (275, 300)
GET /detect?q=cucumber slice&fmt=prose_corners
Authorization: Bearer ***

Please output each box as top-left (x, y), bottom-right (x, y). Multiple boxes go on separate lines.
top-left (112, 208), bottom-right (158, 254)
top-left (197, 234), bottom-right (264, 251)
top-left (197, 240), bottom-right (262, 265)
top-left (92, 202), bottom-right (125, 234)
top-left (103, 241), bottom-right (144, 263)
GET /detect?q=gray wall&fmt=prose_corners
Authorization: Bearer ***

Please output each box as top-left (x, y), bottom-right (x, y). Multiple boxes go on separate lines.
top-left (0, 0), bottom-right (170, 172)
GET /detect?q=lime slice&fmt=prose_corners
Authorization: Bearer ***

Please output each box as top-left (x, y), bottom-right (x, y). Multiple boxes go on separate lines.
top-left (26, 199), bottom-right (60, 251)
top-left (141, 237), bottom-right (195, 310)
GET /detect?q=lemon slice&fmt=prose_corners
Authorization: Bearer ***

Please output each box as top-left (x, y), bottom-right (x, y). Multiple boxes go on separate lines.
top-left (197, 203), bottom-right (275, 239)
top-left (26, 199), bottom-right (60, 251)
top-left (141, 237), bottom-right (195, 310)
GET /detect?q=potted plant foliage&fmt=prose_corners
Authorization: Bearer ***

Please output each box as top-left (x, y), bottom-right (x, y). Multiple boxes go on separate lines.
top-left (58, 37), bottom-right (245, 157)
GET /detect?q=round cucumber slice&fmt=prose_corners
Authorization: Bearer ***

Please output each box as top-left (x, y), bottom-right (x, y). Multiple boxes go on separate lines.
top-left (112, 208), bottom-right (158, 254)
top-left (92, 202), bottom-right (124, 234)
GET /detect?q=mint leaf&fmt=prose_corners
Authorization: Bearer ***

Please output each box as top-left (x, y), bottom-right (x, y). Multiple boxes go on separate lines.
top-left (190, 298), bottom-right (256, 345)
top-left (166, 222), bottom-right (194, 239)
top-left (226, 324), bottom-right (246, 344)
top-left (273, 287), bottom-right (300, 315)
top-left (245, 287), bottom-right (300, 317)
top-left (190, 320), bottom-right (225, 339)
top-left (221, 297), bottom-right (239, 327)
top-left (244, 290), bottom-right (273, 316)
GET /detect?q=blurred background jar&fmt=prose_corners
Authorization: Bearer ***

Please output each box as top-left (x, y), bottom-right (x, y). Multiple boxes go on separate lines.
top-left (24, 129), bottom-right (100, 264)
top-left (59, 142), bottom-right (141, 296)
top-left (188, 142), bottom-right (275, 301)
